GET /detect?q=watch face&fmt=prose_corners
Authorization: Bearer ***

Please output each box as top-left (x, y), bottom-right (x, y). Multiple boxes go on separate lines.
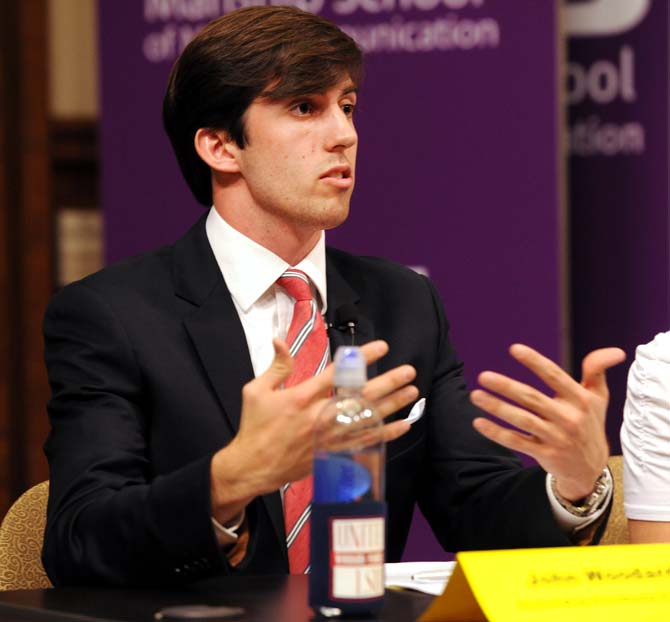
top-left (551, 469), bottom-right (611, 517)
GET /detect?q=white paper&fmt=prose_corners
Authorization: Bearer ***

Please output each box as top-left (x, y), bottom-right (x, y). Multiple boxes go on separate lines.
top-left (384, 561), bottom-right (456, 596)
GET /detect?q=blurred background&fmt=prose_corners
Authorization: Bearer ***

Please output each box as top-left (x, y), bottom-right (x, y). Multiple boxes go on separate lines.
top-left (0, 0), bottom-right (101, 515)
top-left (0, 0), bottom-right (666, 559)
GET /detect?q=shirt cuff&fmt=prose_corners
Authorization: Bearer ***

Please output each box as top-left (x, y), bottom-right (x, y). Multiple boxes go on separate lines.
top-left (545, 470), bottom-right (613, 532)
top-left (211, 511), bottom-right (245, 547)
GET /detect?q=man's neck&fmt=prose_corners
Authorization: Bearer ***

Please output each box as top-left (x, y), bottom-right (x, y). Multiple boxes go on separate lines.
top-left (212, 197), bottom-right (322, 266)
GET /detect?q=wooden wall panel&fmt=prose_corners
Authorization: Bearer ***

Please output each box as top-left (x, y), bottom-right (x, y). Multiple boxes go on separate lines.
top-left (19, 0), bottom-right (53, 489)
top-left (0, 0), bottom-right (52, 514)
top-left (0, 0), bottom-right (21, 514)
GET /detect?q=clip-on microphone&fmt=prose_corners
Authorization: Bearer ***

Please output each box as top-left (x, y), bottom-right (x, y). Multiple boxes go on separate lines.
top-left (328, 303), bottom-right (358, 345)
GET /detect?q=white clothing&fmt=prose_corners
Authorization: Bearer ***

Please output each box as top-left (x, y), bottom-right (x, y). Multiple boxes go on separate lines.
top-left (621, 331), bottom-right (670, 520)
top-left (206, 206), bottom-right (327, 378)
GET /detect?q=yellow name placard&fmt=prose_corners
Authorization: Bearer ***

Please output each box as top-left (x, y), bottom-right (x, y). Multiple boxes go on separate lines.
top-left (420, 543), bottom-right (670, 622)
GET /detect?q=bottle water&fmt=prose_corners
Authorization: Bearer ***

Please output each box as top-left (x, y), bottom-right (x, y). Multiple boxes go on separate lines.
top-left (309, 346), bottom-right (386, 618)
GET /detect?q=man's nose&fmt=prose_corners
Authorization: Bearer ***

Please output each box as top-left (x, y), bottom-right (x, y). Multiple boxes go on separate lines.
top-left (324, 108), bottom-right (357, 151)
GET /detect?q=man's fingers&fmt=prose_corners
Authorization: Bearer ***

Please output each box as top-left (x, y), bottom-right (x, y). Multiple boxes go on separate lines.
top-left (323, 419), bottom-right (411, 452)
top-left (362, 364), bottom-right (416, 402)
top-left (470, 389), bottom-right (555, 441)
top-left (255, 338), bottom-right (294, 390)
top-left (472, 417), bottom-right (540, 457)
top-left (374, 385), bottom-right (419, 419)
top-left (581, 347), bottom-right (626, 397)
top-left (295, 340), bottom-right (391, 402)
top-left (476, 371), bottom-right (562, 421)
top-left (359, 340), bottom-right (390, 365)
top-left (382, 419), bottom-right (411, 443)
top-left (302, 369), bottom-right (418, 417)
top-left (508, 344), bottom-right (581, 398)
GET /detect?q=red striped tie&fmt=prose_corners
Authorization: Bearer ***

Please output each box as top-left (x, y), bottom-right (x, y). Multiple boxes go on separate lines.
top-left (277, 269), bottom-right (329, 574)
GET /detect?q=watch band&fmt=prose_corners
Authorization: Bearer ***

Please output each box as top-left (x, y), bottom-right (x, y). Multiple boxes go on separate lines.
top-left (549, 467), bottom-right (612, 517)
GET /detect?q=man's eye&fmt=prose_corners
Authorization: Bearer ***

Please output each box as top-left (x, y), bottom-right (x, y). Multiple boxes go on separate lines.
top-left (293, 102), bottom-right (313, 115)
top-left (342, 103), bottom-right (355, 116)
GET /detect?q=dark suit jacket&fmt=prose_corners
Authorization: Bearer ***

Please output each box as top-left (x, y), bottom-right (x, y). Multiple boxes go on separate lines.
top-left (42, 215), bottom-right (571, 587)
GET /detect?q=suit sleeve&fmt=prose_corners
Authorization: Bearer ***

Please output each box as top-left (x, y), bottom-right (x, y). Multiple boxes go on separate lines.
top-left (42, 282), bottom-right (229, 586)
top-left (417, 276), bottom-right (572, 551)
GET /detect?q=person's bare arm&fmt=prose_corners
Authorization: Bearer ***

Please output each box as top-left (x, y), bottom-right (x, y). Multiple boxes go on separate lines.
top-left (629, 519), bottom-right (670, 543)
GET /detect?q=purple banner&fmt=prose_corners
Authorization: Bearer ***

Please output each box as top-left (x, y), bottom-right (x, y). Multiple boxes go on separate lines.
top-left (99, 0), bottom-right (563, 560)
top-left (567, 0), bottom-right (668, 455)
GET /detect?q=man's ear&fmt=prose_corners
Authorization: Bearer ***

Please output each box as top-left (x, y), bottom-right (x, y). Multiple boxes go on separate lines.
top-left (194, 128), bottom-right (241, 174)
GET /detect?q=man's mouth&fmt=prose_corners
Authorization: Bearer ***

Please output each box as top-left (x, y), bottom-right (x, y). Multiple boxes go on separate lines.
top-left (319, 165), bottom-right (353, 188)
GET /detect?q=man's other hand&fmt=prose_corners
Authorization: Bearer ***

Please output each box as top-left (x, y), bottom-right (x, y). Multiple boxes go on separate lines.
top-left (470, 344), bottom-right (625, 502)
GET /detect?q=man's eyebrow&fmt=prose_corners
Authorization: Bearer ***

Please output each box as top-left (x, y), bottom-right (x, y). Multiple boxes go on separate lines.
top-left (273, 85), bottom-right (358, 101)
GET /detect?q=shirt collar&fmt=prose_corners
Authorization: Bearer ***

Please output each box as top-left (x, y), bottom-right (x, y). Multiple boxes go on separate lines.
top-left (205, 207), bottom-right (328, 314)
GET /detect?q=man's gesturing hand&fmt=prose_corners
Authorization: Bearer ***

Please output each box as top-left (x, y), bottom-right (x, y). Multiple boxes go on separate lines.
top-left (470, 344), bottom-right (625, 502)
top-left (210, 339), bottom-right (417, 524)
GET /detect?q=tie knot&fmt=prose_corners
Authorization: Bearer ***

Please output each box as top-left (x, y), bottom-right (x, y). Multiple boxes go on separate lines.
top-left (277, 269), bottom-right (313, 302)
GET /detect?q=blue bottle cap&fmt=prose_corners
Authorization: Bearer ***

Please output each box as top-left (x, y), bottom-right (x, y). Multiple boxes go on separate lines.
top-left (333, 346), bottom-right (367, 388)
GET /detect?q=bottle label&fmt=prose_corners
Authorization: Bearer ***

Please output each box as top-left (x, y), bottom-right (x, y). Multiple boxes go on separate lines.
top-left (330, 515), bottom-right (385, 599)
top-left (309, 500), bottom-right (386, 613)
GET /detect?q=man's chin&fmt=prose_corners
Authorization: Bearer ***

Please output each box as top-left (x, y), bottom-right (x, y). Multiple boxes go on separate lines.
top-left (321, 211), bottom-right (350, 231)
top-left (267, 197), bottom-right (351, 231)
top-left (316, 201), bottom-right (351, 231)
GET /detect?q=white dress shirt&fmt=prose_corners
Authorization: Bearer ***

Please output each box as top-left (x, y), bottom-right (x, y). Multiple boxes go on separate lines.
top-left (206, 207), bottom-right (328, 378)
top-left (621, 331), bottom-right (670, 520)
top-left (204, 207), bottom-right (607, 541)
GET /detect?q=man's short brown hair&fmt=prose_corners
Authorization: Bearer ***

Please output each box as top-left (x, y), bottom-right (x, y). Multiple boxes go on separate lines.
top-left (162, 6), bottom-right (363, 206)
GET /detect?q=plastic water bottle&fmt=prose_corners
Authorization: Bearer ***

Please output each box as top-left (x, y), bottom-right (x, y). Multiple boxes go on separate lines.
top-left (309, 346), bottom-right (386, 618)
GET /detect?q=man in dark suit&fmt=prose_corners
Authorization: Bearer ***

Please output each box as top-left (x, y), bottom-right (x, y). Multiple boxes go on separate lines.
top-left (42, 6), bottom-right (625, 586)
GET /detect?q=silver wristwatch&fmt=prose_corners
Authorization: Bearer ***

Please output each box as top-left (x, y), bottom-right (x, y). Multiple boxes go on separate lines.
top-left (549, 468), bottom-right (612, 517)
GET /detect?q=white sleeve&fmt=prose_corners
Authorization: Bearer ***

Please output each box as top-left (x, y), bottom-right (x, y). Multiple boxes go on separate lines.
top-left (621, 331), bottom-right (670, 521)
top-left (211, 511), bottom-right (245, 547)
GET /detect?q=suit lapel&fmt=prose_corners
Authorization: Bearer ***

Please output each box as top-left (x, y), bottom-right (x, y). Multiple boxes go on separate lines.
top-left (172, 216), bottom-right (286, 560)
top-left (325, 251), bottom-right (378, 380)
top-left (174, 216), bottom-right (254, 435)
top-left (183, 283), bottom-right (252, 434)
